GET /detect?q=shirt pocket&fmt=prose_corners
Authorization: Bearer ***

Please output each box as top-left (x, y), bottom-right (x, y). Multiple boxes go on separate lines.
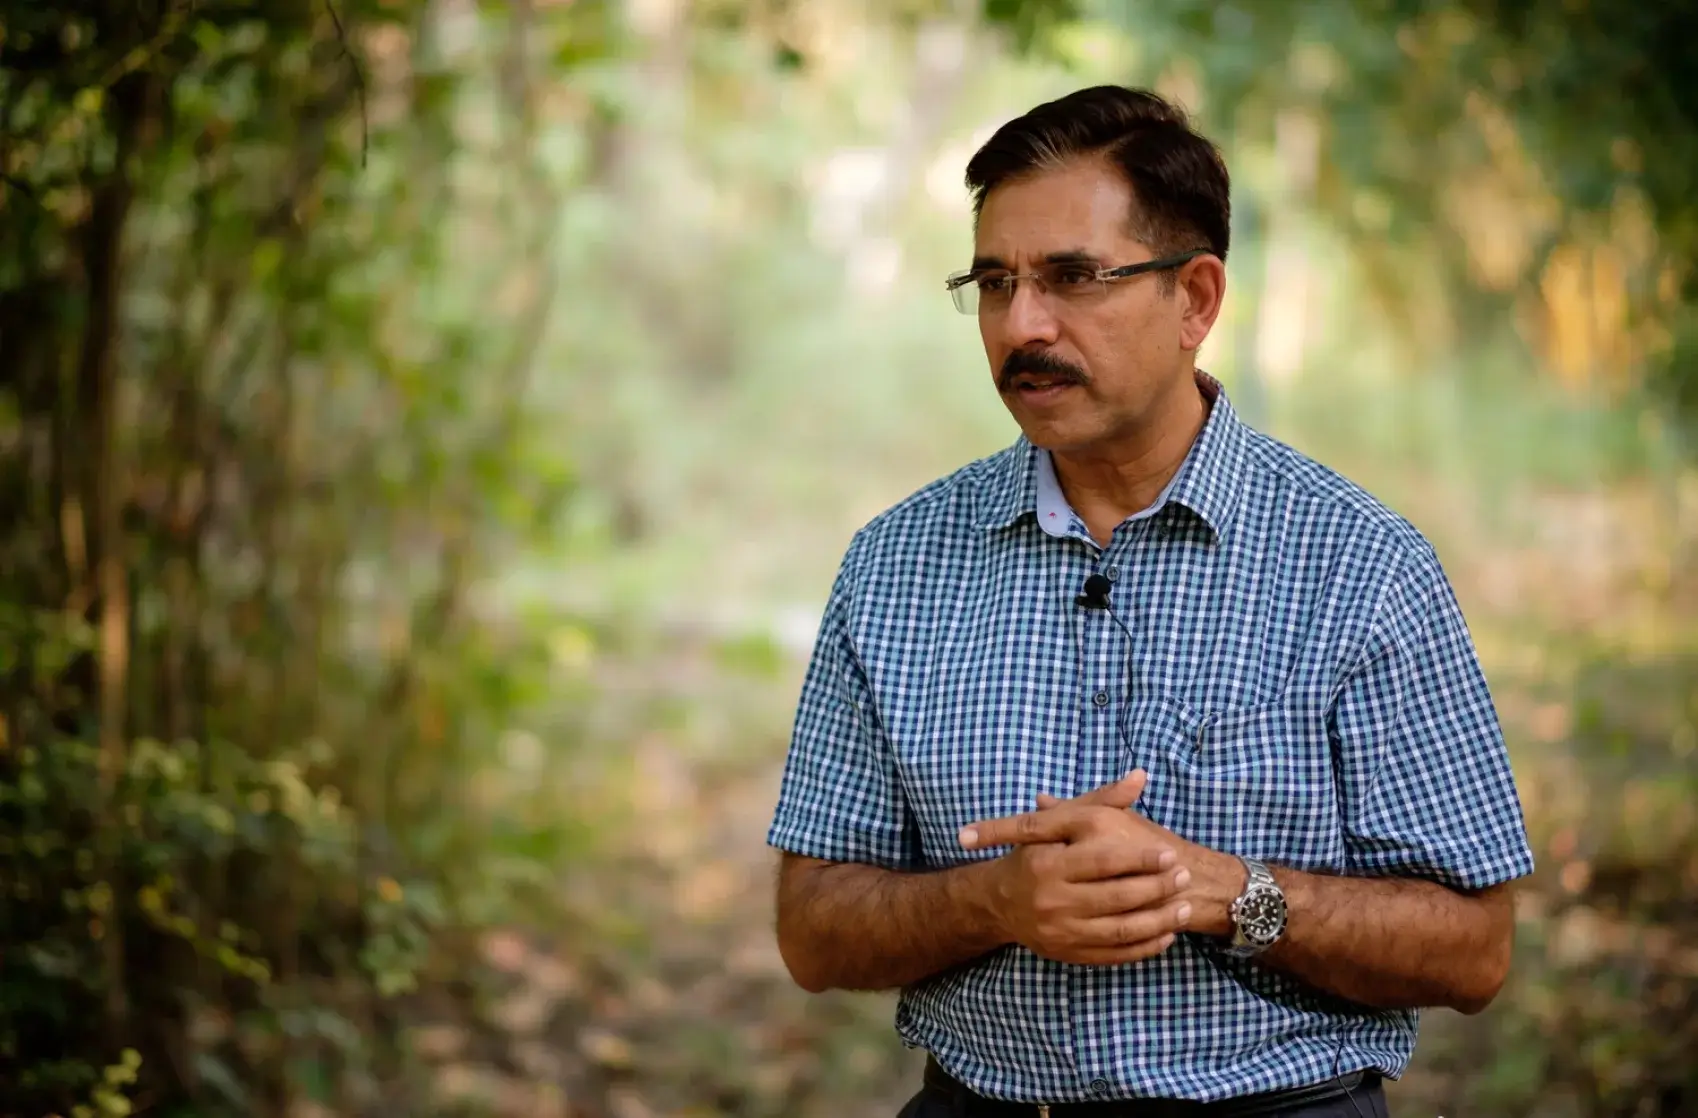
top-left (1127, 695), bottom-right (1344, 870)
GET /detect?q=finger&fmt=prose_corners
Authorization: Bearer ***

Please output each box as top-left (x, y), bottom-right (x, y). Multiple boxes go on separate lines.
top-left (1083, 769), bottom-right (1147, 810)
top-left (1069, 898), bottom-right (1193, 948)
top-left (1036, 793), bottom-right (1061, 810)
top-left (1059, 839), bottom-right (1180, 882)
top-left (960, 805), bottom-right (1097, 850)
top-left (1070, 867), bottom-right (1191, 916)
top-left (1058, 933), bottom-right (1179, 967)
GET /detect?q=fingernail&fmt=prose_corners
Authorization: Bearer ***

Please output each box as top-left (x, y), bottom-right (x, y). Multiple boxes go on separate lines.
top-left (1177, 903), bottom-right (1192, 925)
top-left (1157, 849), bottom-right (1176, 869)
top-left (958, 827), bottom-right (978, 847)
top-left (1174, 869), bottom-right (1191, 889)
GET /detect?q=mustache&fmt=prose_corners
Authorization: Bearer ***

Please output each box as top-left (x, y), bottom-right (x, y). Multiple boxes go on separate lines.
top-left (998, 350), bottom-right (1089, 392)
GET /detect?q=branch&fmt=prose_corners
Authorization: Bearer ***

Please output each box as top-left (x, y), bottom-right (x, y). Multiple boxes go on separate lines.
top-left (93, 2), bottom-right (194, 92)
top-left (1, 174), bottom-right (41, 202)
top-left (324, 0), bottom-right (369, 167)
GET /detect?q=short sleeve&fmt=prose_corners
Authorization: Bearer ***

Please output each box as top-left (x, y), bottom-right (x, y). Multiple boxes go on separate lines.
top-left (765, 540), bottom-right (921, 869)
top-left (1335, 548), bottom-right (1536, 890)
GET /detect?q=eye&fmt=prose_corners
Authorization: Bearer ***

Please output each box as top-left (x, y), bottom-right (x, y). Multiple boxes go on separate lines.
top-left (1051, 266), bottom-right (1098, 286)
top-left (976, 273), bottom-right (1014, 294)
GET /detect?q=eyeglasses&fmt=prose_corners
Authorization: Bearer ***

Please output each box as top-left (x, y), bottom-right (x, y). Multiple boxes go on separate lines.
top-left (944, 249), bottom-right (1207, 315)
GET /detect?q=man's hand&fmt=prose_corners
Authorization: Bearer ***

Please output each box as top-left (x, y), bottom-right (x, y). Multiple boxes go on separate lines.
top-left (960, 770), bottom-right (1195, 966)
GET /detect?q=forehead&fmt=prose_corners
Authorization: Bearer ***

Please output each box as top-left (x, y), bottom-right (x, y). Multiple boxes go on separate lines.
top-left (974, 157), bottom-right (1142, 262)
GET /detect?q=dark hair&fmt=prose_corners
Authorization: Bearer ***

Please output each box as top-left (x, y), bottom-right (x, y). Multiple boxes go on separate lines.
top-left (964, 86), bottom-right (1231, 278)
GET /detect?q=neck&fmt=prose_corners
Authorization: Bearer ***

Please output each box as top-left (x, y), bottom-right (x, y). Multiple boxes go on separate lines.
top-left (1050, 376), bottom-right (1209, 544)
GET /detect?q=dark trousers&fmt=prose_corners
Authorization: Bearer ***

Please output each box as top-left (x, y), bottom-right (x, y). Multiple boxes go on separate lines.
top-left (897, 1070), bottom-right (1391, 1118)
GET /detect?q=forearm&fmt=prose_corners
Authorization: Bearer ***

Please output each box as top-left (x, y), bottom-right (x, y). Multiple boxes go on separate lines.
top-left (1189, 850), bottom-right (1513, 1013)
top-left (1263, 868), bottom-right (1511, 1012)
top-left (775, 855), bottom-right (1007, 993)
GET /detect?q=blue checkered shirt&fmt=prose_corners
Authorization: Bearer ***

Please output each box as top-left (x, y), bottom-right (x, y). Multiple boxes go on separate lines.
top-left (767, 376), bottom-right (1535, 1104)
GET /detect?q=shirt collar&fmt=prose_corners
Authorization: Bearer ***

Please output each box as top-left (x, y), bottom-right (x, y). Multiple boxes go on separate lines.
top-left (974, 371), bottom-right (1250, 542)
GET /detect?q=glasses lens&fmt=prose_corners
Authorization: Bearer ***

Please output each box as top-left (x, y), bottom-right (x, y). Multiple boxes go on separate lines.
top-left (1040, 263), bottom-right (1107, 301)
top-left (947, 273), bottom-right (977, 314)
top-left (948, 266), bottom-right (1110, 314)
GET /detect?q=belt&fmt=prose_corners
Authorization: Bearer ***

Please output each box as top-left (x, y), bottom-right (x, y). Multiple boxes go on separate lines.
top-left (922, 1057), bottom-right (1381, 1118)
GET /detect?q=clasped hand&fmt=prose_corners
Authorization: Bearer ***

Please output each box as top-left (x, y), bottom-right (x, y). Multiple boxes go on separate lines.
top-left (958, 771), bottom-right (1194, 966)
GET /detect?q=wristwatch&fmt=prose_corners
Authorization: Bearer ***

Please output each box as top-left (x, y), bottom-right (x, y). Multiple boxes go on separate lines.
top-left (1225, 856), bottom-right (1287, 958)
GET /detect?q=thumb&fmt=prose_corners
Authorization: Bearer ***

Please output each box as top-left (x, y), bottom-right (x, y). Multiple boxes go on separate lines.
top-left (1036, 769), bottom-right (1147, 812)
top-left (1092, 768), bottom-right (1147, 809)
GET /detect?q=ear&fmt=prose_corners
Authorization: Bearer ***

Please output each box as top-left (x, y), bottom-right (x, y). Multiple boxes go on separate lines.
top-left (1176, 254), bottom-right (1227, 352)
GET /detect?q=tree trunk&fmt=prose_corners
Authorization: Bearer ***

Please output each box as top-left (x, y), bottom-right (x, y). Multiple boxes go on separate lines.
top-left (77, 66), bottom-right (155, 1054)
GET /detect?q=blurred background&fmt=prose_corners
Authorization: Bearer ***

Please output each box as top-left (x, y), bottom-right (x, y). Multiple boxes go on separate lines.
top-left (3, 0), bottom-right (1696, 1115)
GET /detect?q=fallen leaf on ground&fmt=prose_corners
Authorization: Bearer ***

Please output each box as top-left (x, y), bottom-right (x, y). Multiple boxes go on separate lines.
top-left (580, 1027), bottom-right (636, 1069)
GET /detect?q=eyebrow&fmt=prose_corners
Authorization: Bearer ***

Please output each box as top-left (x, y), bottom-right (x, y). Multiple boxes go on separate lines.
top-left (969, 249), bottom-right (1103, 272)
top-left (1043, 250), bottom-right (1102, 265)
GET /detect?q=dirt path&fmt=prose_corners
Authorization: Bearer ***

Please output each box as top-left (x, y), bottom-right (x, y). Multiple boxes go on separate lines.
top-left (402, 739), bottom-right (921, 1118)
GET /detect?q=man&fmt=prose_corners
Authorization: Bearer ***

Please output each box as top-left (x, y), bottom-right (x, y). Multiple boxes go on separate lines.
top-left (766, 85), bottom-right (1534, 1117)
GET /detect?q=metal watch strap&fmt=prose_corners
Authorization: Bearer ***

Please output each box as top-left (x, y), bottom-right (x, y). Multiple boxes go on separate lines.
top-left (1243, 857), bottom-right (1276, 890)
top-left (1226, 855), bottom-right (1286, 958)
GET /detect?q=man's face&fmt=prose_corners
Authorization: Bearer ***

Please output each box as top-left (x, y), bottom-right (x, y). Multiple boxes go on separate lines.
top-left (972, 157), bottom-right (1213, 454)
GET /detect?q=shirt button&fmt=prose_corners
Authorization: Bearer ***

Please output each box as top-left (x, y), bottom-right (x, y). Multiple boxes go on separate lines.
top-left (1104, 565), bottom-right (1120, 582)
top-left (1092, 690), bottom-right (1110, 708)
top-left (1089, 1078), bottom-right (1112, 1097)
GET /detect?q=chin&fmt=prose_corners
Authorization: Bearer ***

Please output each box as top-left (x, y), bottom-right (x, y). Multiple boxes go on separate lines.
top-left (1009, 418), bottom-right (1094, 454)
top-left (1000, 388), bottom-right (1115, 448)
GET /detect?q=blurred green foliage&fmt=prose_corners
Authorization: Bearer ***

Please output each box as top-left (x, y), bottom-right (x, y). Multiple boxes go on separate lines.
top-left (1, 1), bottom-right (595, 1113)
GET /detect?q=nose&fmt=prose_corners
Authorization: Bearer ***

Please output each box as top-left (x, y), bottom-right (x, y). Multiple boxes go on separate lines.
top-left (998, 277), bottom-right (1061, 349)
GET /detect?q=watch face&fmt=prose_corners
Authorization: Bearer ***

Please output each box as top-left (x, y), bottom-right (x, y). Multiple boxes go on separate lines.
top-left (1238, 887), bottom-right (1286, 945)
